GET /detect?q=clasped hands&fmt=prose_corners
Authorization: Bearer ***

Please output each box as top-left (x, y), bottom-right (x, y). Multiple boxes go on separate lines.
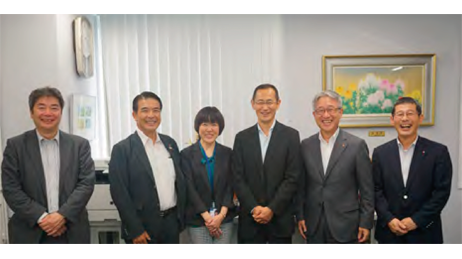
top-left (39, 212), bottom-right (67, 237)
top-left (204, 213), bottom-right (225, 238)
top-left (252, 206), bottom-right (273, 224)
top-left (388, 217), bottom-right (417, 236)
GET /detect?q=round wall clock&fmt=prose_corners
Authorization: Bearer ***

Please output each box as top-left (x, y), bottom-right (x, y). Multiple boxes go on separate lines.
top-left (73, 16), bottom-right (94, 78)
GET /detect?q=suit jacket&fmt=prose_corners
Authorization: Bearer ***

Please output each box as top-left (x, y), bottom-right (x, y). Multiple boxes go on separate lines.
top-left (232, 121), bottom-right (300, 239)
top-left (180, 142), bottom-right (235, 226)
top-left (1, 130), bottom-right (95, 244)
top-left (297, 129), bottom-right (374, 243)
top-left (373, 136), bottom-right (452, 243)
top-left (109, 131), bottom-right (186, 241)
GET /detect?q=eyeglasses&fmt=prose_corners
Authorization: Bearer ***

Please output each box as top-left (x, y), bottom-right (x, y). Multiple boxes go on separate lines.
top-left (394, 111), bottom-right (417, 119)
top-left (314, 107), bottom-right (341, 116)
top-left (254, 100), bottom-right (277, 106)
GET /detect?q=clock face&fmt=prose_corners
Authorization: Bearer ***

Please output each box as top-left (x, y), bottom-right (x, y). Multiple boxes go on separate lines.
top-left (74, 16), bottom-right (94, 78)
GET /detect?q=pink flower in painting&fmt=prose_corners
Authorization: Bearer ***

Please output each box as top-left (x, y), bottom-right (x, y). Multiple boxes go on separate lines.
top-left (380, 79), bottom-right (390, 90)
top-left (382, 99), bottom-right (393, 110)
top-left (394, 79), bottom-right (405, 91)
top-left (387, 83), bottom-right (398, 95)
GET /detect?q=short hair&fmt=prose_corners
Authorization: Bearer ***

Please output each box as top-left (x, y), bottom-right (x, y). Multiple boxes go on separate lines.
top-left (194, 106), bottom-right (225, 136)
top-left (132, 91), bottom-right (163, 112)
top-left (252, 83), bottom-right (280, 101)
top-left (392, 97), bottom-right (422, 116)
top-left (312, 90), bottom-right (343, 110)
top-left (29, 86), bottom-right (65, 111)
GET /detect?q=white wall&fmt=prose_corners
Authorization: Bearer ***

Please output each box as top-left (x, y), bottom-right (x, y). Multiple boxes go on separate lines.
top-left (281, 14), bottom-right (461, 243)
top-left (0, 14), bottom-right (99, 154)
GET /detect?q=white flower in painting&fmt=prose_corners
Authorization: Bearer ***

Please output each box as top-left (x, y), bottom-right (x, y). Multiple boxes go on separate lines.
top-left (366, 90), bottom-right (385, 106)
top-left (358, 79), bottom-right (367, 90)
top-left (364, 73), bottom-right (380, 90)
top-left (382, 99), bottom-right (393, 110)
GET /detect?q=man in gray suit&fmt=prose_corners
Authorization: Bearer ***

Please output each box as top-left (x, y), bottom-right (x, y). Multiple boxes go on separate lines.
top-left (297, 90), bottom-right (374, 243)
top-left (1, 87), bottom-right (95, 244)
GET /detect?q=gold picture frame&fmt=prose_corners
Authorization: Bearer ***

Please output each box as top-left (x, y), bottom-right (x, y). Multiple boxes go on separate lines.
top-left (73, 16), bottom-right (94, 78)
top-left (322, 54), bottom-right (436, 127)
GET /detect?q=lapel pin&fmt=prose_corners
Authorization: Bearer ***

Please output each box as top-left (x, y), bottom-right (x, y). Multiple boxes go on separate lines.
top-left (422, 150), bottom-right (426, 156)
top-left (342, 143), bottom-right (345, 148)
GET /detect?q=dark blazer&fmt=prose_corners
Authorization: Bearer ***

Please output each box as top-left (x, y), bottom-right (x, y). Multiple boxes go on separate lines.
top-left (180, 142), bottom-right (235, 226)
top-left (109, 131), bottom-right (186, 241)
top-left (232, 121), bottom-right (300, 239)
top-left (1, 130), bottom-right (95, 244)
top-left (373, 136), bottom-right (452, 244)
top-left (297, 129), bottom-right (374, 243)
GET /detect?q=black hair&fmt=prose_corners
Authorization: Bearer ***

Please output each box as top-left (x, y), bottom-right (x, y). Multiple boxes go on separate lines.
top-left (29, 86), bottom-right (65, 111)
top-left (392, 97), bottom-right (422, 116)
top-left (132, 91), bottom-right (163, 112)
top-left (252, 83), bottom-right (280, 101)
top-left (194, 106), bottom-right (225, 136)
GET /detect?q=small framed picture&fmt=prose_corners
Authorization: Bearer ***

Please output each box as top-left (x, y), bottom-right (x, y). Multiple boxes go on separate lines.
top-left (70, 94), bottom-right (96, 140)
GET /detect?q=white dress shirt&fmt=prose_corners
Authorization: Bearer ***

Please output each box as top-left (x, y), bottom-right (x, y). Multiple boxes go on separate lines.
top-left (319, 127), bottom-right (340, 174)
top-left (397, 136), bottom-right (418, 187)
top-left (257, 119), bottom-right (276, 162)
top-left (137, 129), bottom-right (177, 211)
top-left (37, 130), bottom-right (60, 222)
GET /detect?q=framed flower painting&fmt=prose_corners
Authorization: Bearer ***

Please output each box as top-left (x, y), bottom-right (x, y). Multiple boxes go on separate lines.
top-left (322, 54), bottom-right (436, 127)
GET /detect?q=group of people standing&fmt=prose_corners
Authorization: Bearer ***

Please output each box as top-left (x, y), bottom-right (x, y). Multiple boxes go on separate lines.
top-left (1, 83), bottom-right (452, 244)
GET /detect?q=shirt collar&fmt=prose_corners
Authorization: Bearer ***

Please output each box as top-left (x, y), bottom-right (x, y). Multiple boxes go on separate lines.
top-left (397, 135), bottom-right (419, 149)
top-left (36, 129), bottom-right (60, 144)
top-left (318, 127), bottom-right (340, 144)
top-left (137, 128), bottom-right (161, 145)
top-left (257, 119), bottom-right (276, 134)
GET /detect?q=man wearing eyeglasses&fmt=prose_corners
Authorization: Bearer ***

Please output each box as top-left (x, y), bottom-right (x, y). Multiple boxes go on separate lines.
top-left (297, 90), bottom-right (374, 244)
top-left (372, 97), bottom-right (452, 244)
top-left (233, 83), bottom-right (300, 243)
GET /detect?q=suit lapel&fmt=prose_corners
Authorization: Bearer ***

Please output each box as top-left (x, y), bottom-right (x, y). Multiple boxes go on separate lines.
top-left (58, 131), bottom-right (72, 201)
top-left (26, 131), bottom-right (47, 204)
top-left (251, 125), bottom-right (264, 178)
top-left (213, 143), bottom-right (222, 192)
top-left (405, 137), bottom-right (426, 190)
top-left (310, 137), bottom-right (325, 180)
top-left (389, 141), bottom-right (405, 189)
top-left (263, 121), bottom-right (279, 167)
top-left (132, 132), bottom-right (155, 184)
top-left (160, 134), bottom-right (178, 167)
top-left (325, 130), bottom-right (348, 180)
top-left (192, 142), bottom-right (212, 193)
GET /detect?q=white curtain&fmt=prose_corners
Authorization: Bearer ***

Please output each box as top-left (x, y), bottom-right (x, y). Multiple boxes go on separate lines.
top-left (99, 14), bottom-right (283, 151)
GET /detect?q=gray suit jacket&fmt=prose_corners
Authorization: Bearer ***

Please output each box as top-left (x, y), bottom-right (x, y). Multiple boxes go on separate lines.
top-left (1, 130), bottom-right (95, 244)
top-left (297, 129), bottom-right (374, 242)
top-left (109, 132), bottom-right (186, 241)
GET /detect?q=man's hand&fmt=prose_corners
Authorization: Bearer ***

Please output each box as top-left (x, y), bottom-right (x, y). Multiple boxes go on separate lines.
top-left (387, 218), bottom-right (408, 236)
top-left (251, 206), bottom-right (263, 223)
top-left (357, 227), bottom-right (370, 243)
top-left (133, 231), bottom-right (151, 244)
top-left (39, 212), bottom-right (66, 236)
top-left (51, 225), bottom-right (67, 237)
top-left (253, 207), bottom-right (273, 224)
top-left (298, 220), bottom-right (307, 240)
top-left (401, 217), bottom-right (417, 231)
